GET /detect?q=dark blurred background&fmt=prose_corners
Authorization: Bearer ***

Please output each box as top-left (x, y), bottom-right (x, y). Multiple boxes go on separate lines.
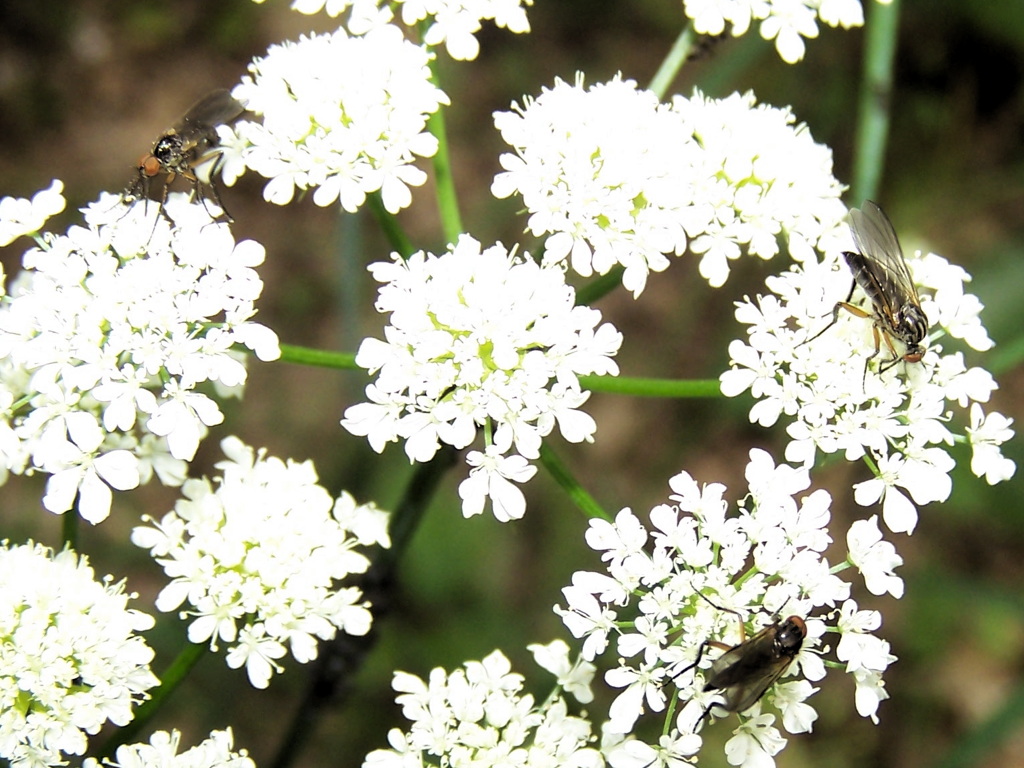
top-left (0, 1), bottom-right (1022, 767)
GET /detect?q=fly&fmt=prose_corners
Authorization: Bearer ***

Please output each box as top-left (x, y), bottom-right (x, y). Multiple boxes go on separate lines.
top-left (122, 88), bottom-right (244, 221)
top-left (805, 201), bottom-right (929, 375)
top-left (672, 597), bottom-right (806, 722)
top-left (698, 615), bottom-right (806, 717)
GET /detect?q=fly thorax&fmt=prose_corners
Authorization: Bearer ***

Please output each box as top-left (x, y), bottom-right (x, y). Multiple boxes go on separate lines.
top-left (896, 304), bottom-right (928, 345)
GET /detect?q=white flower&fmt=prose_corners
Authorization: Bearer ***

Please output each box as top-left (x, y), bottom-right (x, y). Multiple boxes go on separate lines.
top-left (558, 451), bottom-right (882, 767)
top-left (459, 446), bottom-right (537, 521)
top-left (268, 0), bottom-right (534, 60)
top-left (222, 25), bottom-right (449, 213)
top-left (965, 403), bottom-right (1016, 484)
top-left (42, 447), bottom-right (140, 524)
top-left (723, 709), bottom-right (786, 768)
top-left (554, 578), bottom-right (621, 661)
top-left (0, 192), bottom-right (279, 522)
top-left (723, 226), bottom-right (1013, 533)
top-left (364, 650), bottom-right (601, 768)
top-left (851, 448), bottom-right (954, 535)
top-left (400, 0), bottom-right (535, 60)
top-left (271, 0), bottom-right (392, 26)
top-left (225, 624), bottom-right (288, 688)
top-left (851, 457), bottom-right (918, 535)
top-left (528, 639), bottom-right (597, 704)
top-left (851, 667), bottom-right (890, 723)
top-left (772, 679), bottom-right (818, 734)
top-left (834, 600), bottom-right (895, 724)
top-left (342, 234), bottom-right (621, 520)
top-left (835, 600), bottom-right (895, 673)
top-left (492, 76), bottom-right (846, 294)
top-left (605, 663), bottom-right (667, 733)
top-left (131, 436), bottom-right (389, 688)
top-left (758, 1), bottom-right (819, 64)
top-left (682, 0), bottom-right (868, 63)
top-left (0, 179), bottom-right (65, 246)
top-left (602, 729), bottom-right (702, 768)
top-left (146, 386), bottom-right (225, 461)
top-left (846, 516), bottom-right (903, 598)
top-left (84, 729), bottom-right (254, 768)
top-left (0, 542), bottom-right (158, 768)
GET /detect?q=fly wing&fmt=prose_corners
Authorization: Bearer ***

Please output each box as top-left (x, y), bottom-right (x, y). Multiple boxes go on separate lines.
top-left (848, 201), bottom-right (922, 308)
top-left (705, 628), bottom-right (790, 714)
top-left (171, 89), bottom-right (246, 150)
top-left (720, 661), bottom-right (791, 714)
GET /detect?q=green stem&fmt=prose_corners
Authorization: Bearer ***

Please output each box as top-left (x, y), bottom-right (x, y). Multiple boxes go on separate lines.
top-left (580, 375), bottom-right (722, 398)
top-left (426, 58), bottom-right (463, 244)
top-left (61, 512), bottom-right (78, 553)
top-left (366, 192), bottom-right (415, 258)
top-left (861, 450), bottom-right (880, 477)
top-left (94, 642), bottom-right (207, 757)
top-left (269, 347), bottom-right (722, 402)
top-left (574, 267), bottom-right (625, 306)
top-left (851, 0), bottom-right (901, 203)
top-left (277, 344), bottom-right (358, 370)
top-left (648, 24), bottom-right (697, 99)
top-left (538, 443), bottom-right (610, 520)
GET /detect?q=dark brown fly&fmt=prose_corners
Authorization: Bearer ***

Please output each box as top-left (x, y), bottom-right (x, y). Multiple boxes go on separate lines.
top-left (671, 595), bottom-right (806, 722)
top-left (699, 615), bottom-right (806, 716)
top-left (123, 89), bottom-right (244, 220)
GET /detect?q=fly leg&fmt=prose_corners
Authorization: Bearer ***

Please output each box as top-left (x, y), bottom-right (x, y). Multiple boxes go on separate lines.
top-left (800, 280), bottom-right (859, 347)
top-left (876, 330), bottom-right (905, 373)
top-left (666, 638), bottom-right (733, 725)
top-left (802, 287), bottom-right (887, 387)
top-left (187, 149), bottom-right (233, 222)
top-left (665, 592), bottom-right (746, 723)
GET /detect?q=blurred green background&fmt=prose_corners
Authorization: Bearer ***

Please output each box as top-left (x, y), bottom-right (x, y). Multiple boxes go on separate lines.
top-left (0, 1), bottom-right (1022, 767)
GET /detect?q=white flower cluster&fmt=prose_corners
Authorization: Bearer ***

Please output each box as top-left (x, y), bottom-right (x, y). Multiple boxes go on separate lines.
top-left (676, 90), bottom-right (848, 287)
top-left (492, 76), bottom-right (698, 296)
top-left (397, 0), bottom-right (533, 60)
top-left (258, 0), bottom-right (533, 61)
top-left (0, 179), bottom-right (65, 246)
top-left (683, 0), bottom-right (881, 63)
top-left (492, 76), bottom-right (847, 295)
top-left (720, 237), bottom-right (1015, 534)
top-left (84, 729), bottom-right (254, 768)
top-left (0, 542), bottom-right (159, 768)
top-left (0, 188), bottom-right (279, 523)
top-left (363, 646), bottom-right (601, 768)
top-left (251, 0), bottom-right (390, 28)
top-left (219, 24), bottom-right (450, 213)
top-left (341, 234), bottom-right (622, 521)
top-left (131, 436), bottom-right (391, 688)
top-left (556, 450), bottom-right (897, 768)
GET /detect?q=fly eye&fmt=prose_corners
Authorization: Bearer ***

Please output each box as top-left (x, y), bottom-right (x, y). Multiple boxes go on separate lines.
top-left (153, 136), bottom-right (181, 164)
top-left (140, 156), bottom-right (162, 177)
